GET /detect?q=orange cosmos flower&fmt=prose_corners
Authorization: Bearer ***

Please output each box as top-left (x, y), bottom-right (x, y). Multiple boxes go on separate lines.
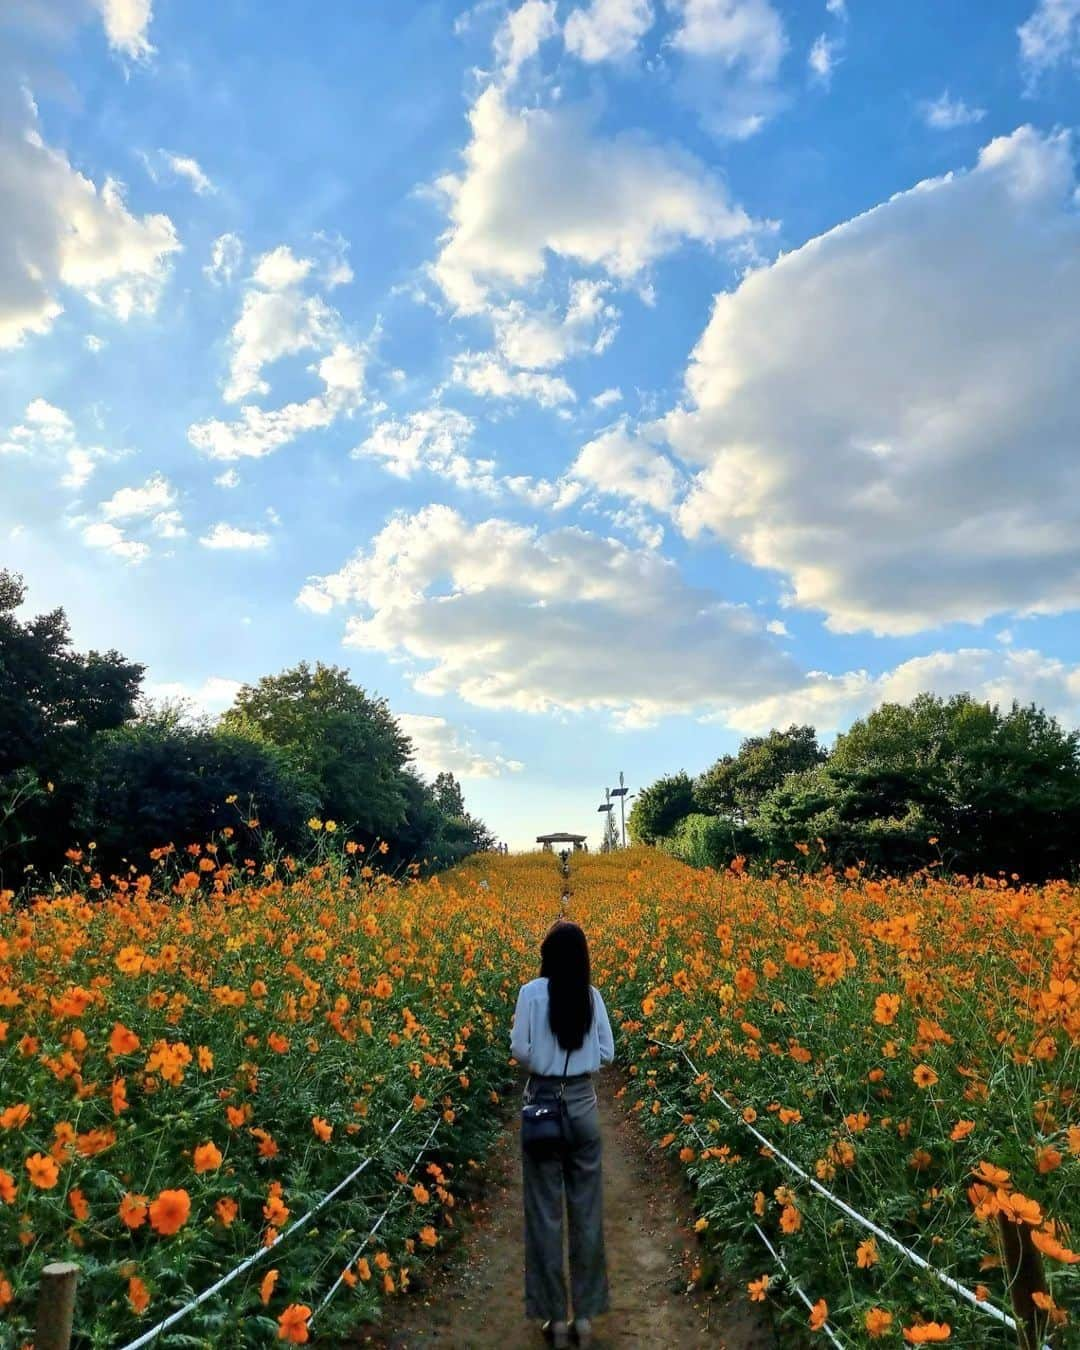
top-left (128, 1275), bottom-right (151, 1314)
top-left (311, 1117), bottom-right (333, 1142)
top-left (873, 993), bottom-right (901, 1025)
top-left (0, 1104), bottom-right (31, 1130)
top-left (149, 1188), bottom-right (191, 1236)
top-left (260, 1269), bottom-right (279, 1305)
top-left (25, 1153), bottom-right (59, 1189)
top-left (356, 1257), bottom-right (372, 1281)
top-left (215, 1196), bottom-right (239, 1227)
top-left (0, 1169), bottom-right (15, 1204)
top-left (267, 1032), bottom-right (290, 1054)
top-left (68, 1188), bottom-right (89, 1221)
top-left (109, 1023), bottom-right (140, 1055)
top-left (277, 1304), bottom-right (311, 1343)
top-left (264, 1194), bottom-right (290, 1227)
top-left (1034, 1145), bottom-right (1062, 1174)
top-left (412, 1182), bottom-right (430, 1204)
top-left (419, 1225), bottom-right (438, 1247)
top-left (865, 1308), bottom-right (894, 1338)
top-left (912, 1064), bottom-right (938, 1089)
top-left (972, 1161), bottom-right (1010, 1186)
top-left (949, 1120), bottom-right (975, 1141)
top-left (193, 1142), bottom-right (223, 1174)
top-left (808, 1299), bottom-right (828, 1332)
top-left (373, 975), bottom-right (393, 999)
top-left (111, 1077), bottom-right (129, 1115)
top-left (779, 1204), bottom-right (801, 1234)
top-left (747, 1275), bottom-right (770, 1301)
top-left (902, 1322), bottom-right (951, 1343)
top-left (119, 1193), bottom-right (149, 1228)
top-left (856, 1237), bottom-right (879, 1268)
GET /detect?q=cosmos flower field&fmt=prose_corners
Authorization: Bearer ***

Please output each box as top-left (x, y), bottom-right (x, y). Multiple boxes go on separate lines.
top-left (1, 844), bottom-right (1077, 1345)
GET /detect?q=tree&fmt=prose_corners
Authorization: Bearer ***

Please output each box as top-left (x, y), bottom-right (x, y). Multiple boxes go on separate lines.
top-left (628, 772), bottom-right (696, 845)
top-left (432, 771), bottom-right (466, 819)
top-left (696, 725), bottom-right (826, 819)
top-left (78, 712), bottom-right (318, 870)
top-left (221, 663), bottom-right (411, 840)
top-left (0, 570), bottom-right (143, 874)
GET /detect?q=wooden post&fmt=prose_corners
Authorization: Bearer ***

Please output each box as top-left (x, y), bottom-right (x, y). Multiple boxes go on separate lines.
top-left (998, 1216), bottom-right (1050, 1350)
top-left (35, 1262), bottom-right (79, 1350)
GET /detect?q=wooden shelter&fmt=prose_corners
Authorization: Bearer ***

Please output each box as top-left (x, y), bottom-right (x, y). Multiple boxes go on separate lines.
top-left (536, 832), bottom-right (587, 853)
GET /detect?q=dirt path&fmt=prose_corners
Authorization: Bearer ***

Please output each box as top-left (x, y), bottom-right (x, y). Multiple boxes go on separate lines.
top-left (353, 1074), bottom-right (774, 1349)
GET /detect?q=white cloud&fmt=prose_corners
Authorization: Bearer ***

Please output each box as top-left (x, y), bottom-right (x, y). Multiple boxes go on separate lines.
top-left (766, 618), bottom-right (788, 635)
top-left (431, 85), bottom-right (755, 313)
top-left (825, 0), bottom-right (846, 16)
top-left (0, 89), bottom-right (180, 349)
top-left (84, 334), bottom-right (106, 353)
top-left (144, 676), bottom-right (244, 715)
top-left (808, 32), bottom-right (836, 83)
top-left (1, 399), bottom-right (109, 489)
top-left (494, 0), bottom-right (558, 82)
top-left (199, 522), bottom-right (272, 550)
top-left (725, 647), bottom-right (1080, 735)
top-left (190, 343), bottom-right (366, 460)
top-left (214, 468), bottom-right (240, 488)
top-left (493, 280), bottom-right (619, 369)
top-left (151, 509), bottom-right (186, 538)
top-left (564, 0), bottom-right (654, 63)
top-left (570, 419), bottom-right (683, 512)
top-left (666, 0), bottom-right (787, 138)
top-left (592, 387), bottom-right (623, 408)
top-left (223, 258), bottom-right (334, 403)
top-left (100, 471), bottom-right (176, 520)
top-left (1018, 0), bottom-right (1080, 81)
top-left (82, 520), bottom-right (150, 563)
top-left (353, 407), bottom-right (495, 487)
top-left (205, 233), bottom-right (244, 285)
top-left (95, 0), bottom-right (154, 60)
top-left (398, 713), bottom-right (524, 778)
top-left (667, 126), bottom-right (1080, 635)
top-left (253, 245), bottom-right (314, 290)
top-left (921, 91), bottom-right (987, 130)
top-left (451, 352), bottom-right (576, 406)
top-left (162, 151), bottom-right (214, 195)
top-left (297, 504), bottom-right (799, 725)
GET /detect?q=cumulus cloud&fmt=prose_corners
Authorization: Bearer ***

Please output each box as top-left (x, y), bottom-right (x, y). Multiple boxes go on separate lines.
top-left (666, 126), bottom-right (1080, 635)
top-left (564, 0), bottom-right (654, 62)
top-left (1018, 0), bottom-right (1080, 81)
top-left (493, 0), bottom-right (558, 82)
top-left (95, 0), bottom-right (154, 59)
top-left (920, 91), bottom-right (987, 130)
top-left (450, 352), bottom-right (576, 406)
top-left (353, 407), bottom-right (499, 491)
top-left (492, 280), bottom-right (619, 369)
top-left (199, 522), bottom-right (272, 550)
top-left (142, 149), bottom-right (215, 194)
top-left (570, 420), bottom-right (683, 512)
top-left (81, 520), bottom-right (150, 563)
top-left (297, 505), bottom-right (799, 725)
top-left (205, 233), bottom-right (244, 285)
top-left (666, 0), bottom-right (788, 137)
top-left (807, 32), bottom-right (837, 83)
top-left (398, 713), bottom-right (524, 778)
top-left (100, 471), bottom-right (176, 520)
top-left (592, 387), bottom-right (623, 408)
top-left (143, 676), bottom-right (244, 715)
top-left (0, 87), bottom-right (180, 348)
top-left (189, 342), bottom-right (366, 460)
top-left (431, 85), bottom-right (754, 313)
top-left (1, 399), bottom-right (110, 489)
top-left (725, 647), bottom-right (1080, 735)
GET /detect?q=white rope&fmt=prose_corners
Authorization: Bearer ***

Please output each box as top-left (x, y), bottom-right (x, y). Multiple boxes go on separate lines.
top-left (753, 1223), bottom-right (847, 1349)
top-left (118, 1112), bottom-right (409, 1350)
top-left (309, 1114), bottom-right (441, 1323)
top-left (649, 1038), bottom-right (1050, 1349)
top-left (662, 1091), bottom-right (847, 1349)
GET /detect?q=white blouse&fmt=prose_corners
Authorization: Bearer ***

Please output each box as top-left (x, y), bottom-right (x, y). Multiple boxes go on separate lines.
top-left (510, 977), bottom-right (616, 1077)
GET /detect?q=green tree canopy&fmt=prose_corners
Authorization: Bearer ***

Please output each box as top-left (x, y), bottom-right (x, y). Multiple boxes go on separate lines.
top-left (696, 724), bottom-right (826, 819)
top-left (628, 771), bottom-right (696, 845)
top-left (221, 662), bottom-right (411, 839)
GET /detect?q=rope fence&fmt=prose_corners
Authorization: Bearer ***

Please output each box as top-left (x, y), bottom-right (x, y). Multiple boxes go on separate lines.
top-left (116, 1109), bottom-right (416, 1350)
top-left (648, 1036), bottom-right (1052, 1350)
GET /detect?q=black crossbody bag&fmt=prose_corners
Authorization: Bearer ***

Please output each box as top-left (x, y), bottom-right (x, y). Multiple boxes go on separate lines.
top-left (521, 1048), bottom-right (571, 1160)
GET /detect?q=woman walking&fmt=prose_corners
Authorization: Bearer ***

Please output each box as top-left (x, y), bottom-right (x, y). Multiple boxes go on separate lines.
top-left (511, 921), bottom-right (615, 1348)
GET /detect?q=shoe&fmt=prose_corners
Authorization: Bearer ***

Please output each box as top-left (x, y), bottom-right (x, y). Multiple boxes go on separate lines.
top-left (573, 1319), bottom-right (593, 1347)
top-left (542, 1322), bottom-right (570, 1349)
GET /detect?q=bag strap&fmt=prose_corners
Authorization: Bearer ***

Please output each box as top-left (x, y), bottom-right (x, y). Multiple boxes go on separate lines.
top-left (557, 1047), bottom-right (570, 1099)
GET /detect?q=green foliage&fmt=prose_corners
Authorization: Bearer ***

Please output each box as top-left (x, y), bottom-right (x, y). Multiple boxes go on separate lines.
top-left (658, 813), bottom-right (751, 870)
top-left (221, 662), bottom-right (411, 840)
top-left (77, 711), bottom-right (319, 869)
top-left (695, 724), bottom-right (825, 818)
top-left (627, 771), bottom-right (696, 845)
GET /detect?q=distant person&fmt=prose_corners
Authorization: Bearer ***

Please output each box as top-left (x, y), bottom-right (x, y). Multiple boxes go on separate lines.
top-left (511, 922), bottom-right (614, 1348)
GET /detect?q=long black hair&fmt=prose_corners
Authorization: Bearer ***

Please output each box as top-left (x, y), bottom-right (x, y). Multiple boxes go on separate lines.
top-left (540, 921), bottom-right (594, 1052)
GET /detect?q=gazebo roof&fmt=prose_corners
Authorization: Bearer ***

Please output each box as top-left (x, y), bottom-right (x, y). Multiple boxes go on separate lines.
top-left (536, 832), bottom-right (587, 843)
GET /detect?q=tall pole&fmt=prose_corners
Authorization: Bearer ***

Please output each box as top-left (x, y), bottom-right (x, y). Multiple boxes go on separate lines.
top-left (618, 771), bottom-right (626, 848)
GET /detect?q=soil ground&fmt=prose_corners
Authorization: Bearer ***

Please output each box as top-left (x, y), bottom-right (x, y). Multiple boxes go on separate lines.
top-left (350, 1074), bottom-right (775, 1349)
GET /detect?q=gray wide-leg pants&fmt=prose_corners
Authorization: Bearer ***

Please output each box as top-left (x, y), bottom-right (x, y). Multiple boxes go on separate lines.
top-left (522, 1074), bottom-right (610, 1323)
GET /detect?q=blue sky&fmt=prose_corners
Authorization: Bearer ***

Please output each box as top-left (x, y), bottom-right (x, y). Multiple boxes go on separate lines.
top-left (2, 0), bottom-right (1079, 848)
